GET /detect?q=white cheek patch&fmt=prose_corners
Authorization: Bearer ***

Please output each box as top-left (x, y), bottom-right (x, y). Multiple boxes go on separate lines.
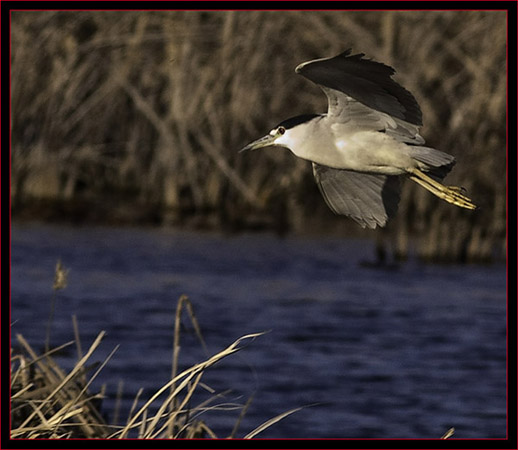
top-left (275, 131), bottom-right (296, 148)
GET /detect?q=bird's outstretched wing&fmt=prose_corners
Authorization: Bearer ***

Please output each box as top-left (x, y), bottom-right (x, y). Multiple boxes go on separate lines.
top-left (296, 49), bottom-right (422, 125)
top-left (324, 87), bottom-right (425, 145)
top-left (312, 163), bottom-right (401, 229)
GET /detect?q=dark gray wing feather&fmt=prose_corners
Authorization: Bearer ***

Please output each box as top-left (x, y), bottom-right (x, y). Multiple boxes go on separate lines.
top-left (312, 163), bottom-right (401, 229)
top-left (296, 49), bottom-right (422, 126)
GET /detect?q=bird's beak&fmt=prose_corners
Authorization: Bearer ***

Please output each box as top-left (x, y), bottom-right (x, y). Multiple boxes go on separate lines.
top-left (239, 134), bottom-right (277, 153)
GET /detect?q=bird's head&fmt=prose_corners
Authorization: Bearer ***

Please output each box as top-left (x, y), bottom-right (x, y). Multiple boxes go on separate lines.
top-left (239, 114), bottom-right (321, 153)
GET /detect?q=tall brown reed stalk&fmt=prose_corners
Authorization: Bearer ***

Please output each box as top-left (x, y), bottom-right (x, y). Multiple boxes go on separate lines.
top-left (45, 260), bottom-right (69, 353)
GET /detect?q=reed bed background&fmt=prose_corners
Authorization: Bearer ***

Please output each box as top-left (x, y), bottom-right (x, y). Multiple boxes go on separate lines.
top-left (11, 10), bottom-right (507, 262)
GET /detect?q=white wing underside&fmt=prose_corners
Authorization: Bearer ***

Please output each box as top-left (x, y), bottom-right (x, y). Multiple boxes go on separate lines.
top-left (322, 87), bottom-right (425, 145)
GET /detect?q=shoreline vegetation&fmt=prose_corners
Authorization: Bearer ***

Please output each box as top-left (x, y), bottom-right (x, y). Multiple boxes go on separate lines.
top-left (11, 11), bottom-right (506, 263)
top-left (11, 292), bottom-right (300, 439)
top-left (11, 262), bottom-right (458, 440)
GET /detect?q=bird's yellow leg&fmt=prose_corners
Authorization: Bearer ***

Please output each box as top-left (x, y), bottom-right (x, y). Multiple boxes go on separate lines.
top-left (408, 168), bottom-right (477, 210)
top-left (446, 186), bottom-right (467, 195)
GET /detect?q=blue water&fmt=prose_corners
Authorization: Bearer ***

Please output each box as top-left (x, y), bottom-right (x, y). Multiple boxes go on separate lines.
top-left (11, 223), bottom-right (507, 438)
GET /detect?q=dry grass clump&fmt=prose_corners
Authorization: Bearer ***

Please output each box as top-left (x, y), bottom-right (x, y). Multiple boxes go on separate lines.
top-left (10, 295), bottom-right (299, 439)
top-left (10, 10), bottom-right (507, 262)
top-left (11, 332), bottom-right (113, 438)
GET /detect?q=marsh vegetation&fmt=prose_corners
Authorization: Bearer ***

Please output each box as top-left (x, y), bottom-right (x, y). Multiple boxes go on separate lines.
top-left (11, 11), bottom-right (506, 262)
top-left (11, 292), bottom-right (297, 439)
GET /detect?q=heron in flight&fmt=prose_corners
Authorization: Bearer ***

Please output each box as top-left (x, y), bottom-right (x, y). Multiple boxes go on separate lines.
top-left (240, 49), bottom-right (476, 229)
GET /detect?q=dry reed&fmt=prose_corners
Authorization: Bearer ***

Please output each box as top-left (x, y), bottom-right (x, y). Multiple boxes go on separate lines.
top-left (10, 10), bottom-right (507, 262)
top-left (10, 320), bottom-right (299, 439)
top-left (11, 293), bottom-right (300, 439)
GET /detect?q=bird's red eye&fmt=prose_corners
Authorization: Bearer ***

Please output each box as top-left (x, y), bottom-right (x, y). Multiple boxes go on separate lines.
top-left (278, 127), bottom-right (285, 135)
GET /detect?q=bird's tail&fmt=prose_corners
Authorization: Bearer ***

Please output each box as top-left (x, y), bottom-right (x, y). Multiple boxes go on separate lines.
top-left (407, 146), bottom-right (476, 210)
top-left (409, 146), bottom-right (456, 181)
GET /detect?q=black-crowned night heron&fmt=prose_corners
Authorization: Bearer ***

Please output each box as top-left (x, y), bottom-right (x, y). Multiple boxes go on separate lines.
top-left (240, 49), bottom-right (476, 229)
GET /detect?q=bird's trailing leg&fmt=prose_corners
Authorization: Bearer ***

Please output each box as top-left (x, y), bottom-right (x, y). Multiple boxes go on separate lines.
top-left (408, 168), bottom-right (477, 210)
